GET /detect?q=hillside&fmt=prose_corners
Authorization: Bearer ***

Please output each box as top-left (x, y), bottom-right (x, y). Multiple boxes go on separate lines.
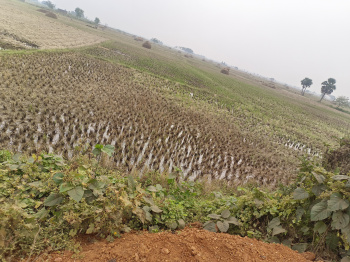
top-left (1, 0), bottom-right (349, 186)
top-left (1, 0), bottom-right (350, 261)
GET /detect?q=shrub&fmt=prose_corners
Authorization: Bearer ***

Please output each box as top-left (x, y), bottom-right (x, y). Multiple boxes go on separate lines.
top-left (221, 68), bottom-right (230, 75)
top-left (45, 12), bottom-right (58, 19)
top-left (37, 9), bottom-right (49, 13)
top-left (142, 41), bottom-right (151, 49)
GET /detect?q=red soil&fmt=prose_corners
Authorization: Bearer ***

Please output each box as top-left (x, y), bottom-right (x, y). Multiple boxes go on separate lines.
top-left (45, 228), bottom-right (319, 262)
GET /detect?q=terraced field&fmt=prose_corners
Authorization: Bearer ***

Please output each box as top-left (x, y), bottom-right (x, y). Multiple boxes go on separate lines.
top-left (1, 0), bottom-right (349, 187)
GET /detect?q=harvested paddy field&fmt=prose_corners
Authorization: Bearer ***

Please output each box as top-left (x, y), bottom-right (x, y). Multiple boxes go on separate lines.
top-left (0, 0), bottom-right (349, 187)
top-left (0, 0), bottom-right (104, 50)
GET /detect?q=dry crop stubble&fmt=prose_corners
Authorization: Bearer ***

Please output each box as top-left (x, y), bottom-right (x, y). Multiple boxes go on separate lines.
top-left (0, 51), bottom-right (292, 186)
top-left (0, 0), bottom-right (105, 49)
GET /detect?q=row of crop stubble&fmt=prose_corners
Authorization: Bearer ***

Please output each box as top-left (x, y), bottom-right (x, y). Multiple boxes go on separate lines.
top-left (0, 51), bottom-right (297, 186)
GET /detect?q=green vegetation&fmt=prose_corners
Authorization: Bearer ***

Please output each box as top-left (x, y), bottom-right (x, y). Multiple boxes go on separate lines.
top-left (1, 140), bottom-right (350, 260)
top-left (320, 78), bottom-right (336, 102)
top-left (301, 77), bottom-right (313, 96)
top-left (75, 7), bottom-right (84, 18)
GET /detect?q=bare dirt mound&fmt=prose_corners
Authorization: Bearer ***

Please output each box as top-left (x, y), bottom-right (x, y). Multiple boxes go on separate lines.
top-left (47, 228), bottom-right (316, 262)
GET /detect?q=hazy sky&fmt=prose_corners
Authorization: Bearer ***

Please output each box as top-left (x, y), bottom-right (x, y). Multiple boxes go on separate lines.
top-left (51, 0), bottom-right (350, 98)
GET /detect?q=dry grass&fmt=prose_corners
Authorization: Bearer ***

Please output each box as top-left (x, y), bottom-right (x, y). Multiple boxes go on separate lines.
top-left (0, 51), bottom-right (293, 186)
top-left (0, 0), bottom-right (105, 49)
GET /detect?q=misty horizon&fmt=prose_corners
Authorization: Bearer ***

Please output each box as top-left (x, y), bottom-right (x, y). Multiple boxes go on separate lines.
top-left (40, 0), bottom-right (350, 98)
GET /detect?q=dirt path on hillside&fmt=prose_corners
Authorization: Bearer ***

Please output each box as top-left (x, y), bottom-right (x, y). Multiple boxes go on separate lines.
top-left (44, 228), bottom-right (318, 262)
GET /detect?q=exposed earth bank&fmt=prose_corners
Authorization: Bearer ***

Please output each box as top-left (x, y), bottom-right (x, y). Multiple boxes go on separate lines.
top-left (46, 227), bottom-right (319, 262)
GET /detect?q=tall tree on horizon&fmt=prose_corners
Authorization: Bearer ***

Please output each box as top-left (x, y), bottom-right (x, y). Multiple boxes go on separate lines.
top-left (75, 7), bottom-right (84, 18)
top-left (320, 78), bottom-right (336, 102)
top-left (300, 77), bottom-right (313, 96)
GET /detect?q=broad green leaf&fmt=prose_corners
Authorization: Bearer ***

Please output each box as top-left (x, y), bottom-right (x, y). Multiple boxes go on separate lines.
top-left (67, 186), bottom-right (84, 202)
top-left (28, 157), bottom-right (35, 164)
top-left (332, 211), bottom-right (350, 230)
top-left (44, 193), bottom-right (63, 206)
top-left (217, 221), bottom-right (229, 232)
top-left (83, 189), bottom-right (94, 198)
top-left (267, 217), bottom-right (281, 230)
top-left (156, 184), bottom-right (163, 191)
top-left (92, 148), bottom-right (102, 156)
top-left (147, 186), bottom-right (157, 192)
top-left (272, 226), bottom-right (286, 236)
top-left (226, 217), bottom-right (241, 226)
top-left (328, 193), bottom-right (349, 211)
top-left (281, 239), bottom-right (292, 248)
top-left (101, 145), bottom-right (115, 157)
top-left (301, 226), bottom-right (309, 234)
top-left (296, 206), bottom-right (305, 221)
top-left (145, 211), bottom-right (152, 222)
top-left (310, 199), bottom-right (331, 221)
top-left (203, 221), bottom-right (216, 232)
top-left (177, 219), bottom-right (185, 229)
top-left (342, 223), bottom-right (350, 243)
top-left (13, 154), bottom-right (21, 162)
top-left (292, 243), bottom-right (308, 253)
top-left (311, 184), bottom-right (327, 196)
top-left (208, 213), bottom-right (221, 219)
top-left (59, 182), bottom-right (74, 193)
top-left (149, 225), bottom-right (159, 233)
top-left (151, 205), bottom-right (162, 213)
top-left (326, 233), bottom-right (340, 251)
top-left (293, 187), bottom-right (309, 200)
top-left (89, 179), bottom-right (105, 190)
top-left (312, 172), bottom-right (325, 184)
top-left (34, 208), bottom-right (49, 220)
top-left (53, 173), bottom-right (64, 185)
top-left (143, 196), bottom-right (155, 206)
top-left (314, 221), bottom-right (327, 234)
top-left (133, 207), bottom-right (145, 224)
top-left (94, 144), bottom-right (103, 149)
top-left (143, 206), bottom-right (151, 212)
top-left (168, 221), bottom-right (178, 230)
top-left (332, 175), bottom-right (350, 181)
top-left (221, 209), bottom-right (231, 219)
top-left (268, 236), bottom-right (280, 243)
top-left (86, 224), bottom-right (94, 234)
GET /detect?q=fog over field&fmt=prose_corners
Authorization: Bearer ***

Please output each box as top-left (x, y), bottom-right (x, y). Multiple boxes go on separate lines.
top-left (48, 0), bottom-right (350, 98)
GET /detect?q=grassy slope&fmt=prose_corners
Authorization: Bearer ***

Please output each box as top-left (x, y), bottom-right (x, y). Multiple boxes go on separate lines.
top-left (0, 0), bottom-right (349, 184)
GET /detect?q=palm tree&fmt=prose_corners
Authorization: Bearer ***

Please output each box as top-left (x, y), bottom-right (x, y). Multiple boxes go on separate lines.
top-left (300, 77), bottom-right (313, 96)
top-left (320, 78), bottom-right (336, 102)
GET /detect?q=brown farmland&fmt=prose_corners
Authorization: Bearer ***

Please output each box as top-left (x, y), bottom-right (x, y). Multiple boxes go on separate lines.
top-left (0, 52), bottom-right (293, 186)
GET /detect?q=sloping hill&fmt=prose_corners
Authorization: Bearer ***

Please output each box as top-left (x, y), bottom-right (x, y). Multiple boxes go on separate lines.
top-left (0, 0), bottom-right (105, 49)
top-left (0, 0), bottom-right (349, 186)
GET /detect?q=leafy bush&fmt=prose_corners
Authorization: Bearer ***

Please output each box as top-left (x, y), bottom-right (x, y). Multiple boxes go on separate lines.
top-left (142, 41), bottom-right (151, 49)
top-left (1, 142), bottom-right (350, 260)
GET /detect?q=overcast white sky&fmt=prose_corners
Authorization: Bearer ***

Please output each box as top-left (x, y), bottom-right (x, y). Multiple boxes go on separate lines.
top-left (51, 0), bottom-right (350, 98)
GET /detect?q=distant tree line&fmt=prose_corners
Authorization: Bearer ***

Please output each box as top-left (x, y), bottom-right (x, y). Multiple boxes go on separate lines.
top-left (300, 77), bottom-right (347, 105)
top-left (40, 2), bottom-right (102, 26)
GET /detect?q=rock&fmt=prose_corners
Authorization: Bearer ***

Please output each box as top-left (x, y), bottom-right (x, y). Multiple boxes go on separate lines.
top-left (161, 248), bottom-right (170, 254)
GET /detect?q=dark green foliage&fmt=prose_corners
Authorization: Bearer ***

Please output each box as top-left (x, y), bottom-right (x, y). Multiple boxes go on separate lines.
top-left (300, 77), bottom-right (313, 96)
top-left (320, 78), bottom-right (336, 102)
top-left (75, 7), bottom-right (84, 18)
top-left (1, 144), bottom-right (350, 260)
